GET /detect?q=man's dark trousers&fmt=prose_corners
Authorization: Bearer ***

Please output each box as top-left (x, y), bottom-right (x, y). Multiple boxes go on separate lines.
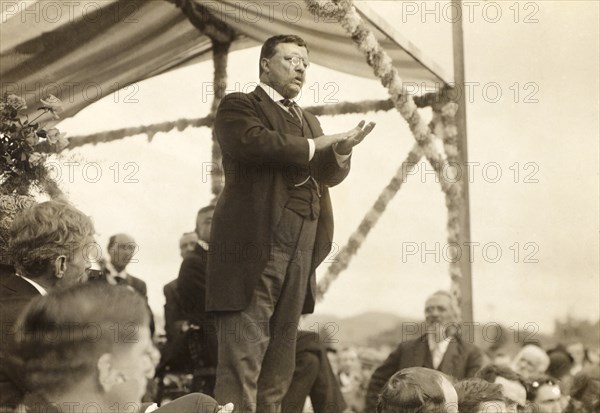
top-left (214, 207), bottom-right (318, 413)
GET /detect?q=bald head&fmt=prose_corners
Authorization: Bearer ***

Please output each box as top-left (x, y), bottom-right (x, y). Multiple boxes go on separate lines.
top-left (107, 233), bottom-right (137, 272)
top-left (511, 345), bottom-right (550, 378)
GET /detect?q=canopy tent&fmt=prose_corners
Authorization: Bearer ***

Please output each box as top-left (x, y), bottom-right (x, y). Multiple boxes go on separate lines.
top-left (1, 0), bottom-right (472, 319)
top-left (1, 0), bottom-right (451, 120)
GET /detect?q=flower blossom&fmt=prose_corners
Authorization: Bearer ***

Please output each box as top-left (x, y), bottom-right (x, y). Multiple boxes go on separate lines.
top-left (6, 95), bottom-right (27, 111)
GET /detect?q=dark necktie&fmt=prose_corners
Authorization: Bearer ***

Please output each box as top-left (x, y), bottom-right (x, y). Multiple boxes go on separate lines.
top-left (281, 99), bottom-right (303, 125)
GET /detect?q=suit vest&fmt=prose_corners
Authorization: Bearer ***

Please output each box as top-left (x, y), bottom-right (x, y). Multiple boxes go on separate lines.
top-left (280, 105), bottom-right (321, 220)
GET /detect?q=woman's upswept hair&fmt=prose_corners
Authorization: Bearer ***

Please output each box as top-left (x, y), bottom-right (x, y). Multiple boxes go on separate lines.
top-left (12, 283), bottom-right (149, 396)
top-left (9, 200), bottom-right (95, 278)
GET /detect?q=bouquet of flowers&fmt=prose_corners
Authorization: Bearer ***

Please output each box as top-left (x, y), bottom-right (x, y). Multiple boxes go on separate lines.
top-left (0, 93), bottom-right (68, 196)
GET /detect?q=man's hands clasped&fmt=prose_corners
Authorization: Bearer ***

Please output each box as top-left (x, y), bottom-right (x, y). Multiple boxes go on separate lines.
top-left (313, 120), bottom-right (376, 154)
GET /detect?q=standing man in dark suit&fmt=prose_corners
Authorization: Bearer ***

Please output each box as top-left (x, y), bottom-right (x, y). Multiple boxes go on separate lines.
top-left (92, 234), bottom-right (154, 336)
top-left (207, 34), bottom-right (375, 413)
top-left (164, 231), bottom-right (199, 341)
top-left (365, 290), bottom-right (485, 411)
top-left (177, 205), bottom-right (218, 393)
top-left (178, 206), bottom-right (214, 332)
top-left (101, 233), bottom-right (147, 297)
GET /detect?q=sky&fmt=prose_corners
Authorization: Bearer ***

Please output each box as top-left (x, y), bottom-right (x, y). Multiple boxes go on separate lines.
top-left (53, 1), bottom-right (599, 335)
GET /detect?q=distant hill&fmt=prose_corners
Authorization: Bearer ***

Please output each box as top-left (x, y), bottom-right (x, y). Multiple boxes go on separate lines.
top-left (302, 312), bottom-right (419, 346)
top-left (302, 312), bottom-right (583, 355)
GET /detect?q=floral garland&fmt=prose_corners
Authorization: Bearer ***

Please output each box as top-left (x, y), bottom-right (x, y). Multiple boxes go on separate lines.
top-left (209, 40), bottom-right (230, 200)
top-left (1, 94), bottom-right (66, 197)
top-left (306, 0), bottom-right (466, 306)
top-left (317, 144), bottom-right (424, 300)
top-left (67, 99), bottom-right (395, 149)
top-left (67, 116), bottom-right (217, 149)
top-left (305, 0), bottom-right (451, 192)
top-left (437, 102), bottom-right (464, 306)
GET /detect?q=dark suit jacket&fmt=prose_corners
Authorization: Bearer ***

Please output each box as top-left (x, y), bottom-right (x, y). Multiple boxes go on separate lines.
top-left (364, 334), bottom-right (484, 412)
top-left (89, 269), bottom-right (147, 297)
top-left (159, 279), bottom-right (195, 373)
top-left (95, 260), bottom-right (148, 297)
top-left (176, 244), bottom-right (218, 369)
top-left (207, 86), bottom-right (350, 314)
top-left (177, 244), bottom-right (209, 326)
top-left (126, 274), bottom-right (147, 297)
top-left (0, 275), bottom-right (41, 408)
top-left (164, 279), bottom-right (185, 341)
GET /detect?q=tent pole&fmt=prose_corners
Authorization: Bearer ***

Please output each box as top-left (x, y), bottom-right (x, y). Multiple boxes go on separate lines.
top-left (451, 0), bottom-right (474, 323)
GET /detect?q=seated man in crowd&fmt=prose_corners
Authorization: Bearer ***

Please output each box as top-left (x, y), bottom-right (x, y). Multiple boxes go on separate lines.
top-left (476, 364), bottom-right (527, 413)
top-left (0, 200), bottom-right (95, 408)
top-left (365, 290), bottom-right (484, 412)
top-left (336, 347), bottom-right (369, 412)
top-left (526, 373), bottom-right (563, 413)
top-left (565, 366), bottom-right (600, 413)
top-left (511, 344), bottom-right (551, 379)
top-left (547, 346), bottom-right (575, 399)
top-left (376, 367), bottom-right (457, 413)
top-left (567, 342), bottom-right (593, 376)
top-left (454, 378), bottom-right (506, 413)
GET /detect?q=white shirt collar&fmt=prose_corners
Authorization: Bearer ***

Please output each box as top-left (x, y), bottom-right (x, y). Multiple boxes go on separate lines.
top-left (197, 240), bottom-right (209, 251)
top-left (104, 261), bottom-right (128, 286)
top-left (427, 334), bottom-right (452, 354)
top-left (259, 83), bottom-right (289, 104)
top-left (18, 274), bottom-right (48, 296)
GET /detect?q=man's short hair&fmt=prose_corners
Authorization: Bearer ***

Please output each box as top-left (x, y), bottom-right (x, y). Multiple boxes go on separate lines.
top-left (376, 367), bottom-right (448, 413)
top-left (259, 34), bottom-right (309, 76)
top-left (107, 233), bottom-right (135, 251)
top-left (197, 204), bottom-right (215, 216)
top-left (13, 283), bottom-right (149, 397)
top-left (9, 200), bottom-right (95, 278)
top-left (476, 364), bottom-right (527, 388)
top-left (455, 378), bottom-right (506, 413)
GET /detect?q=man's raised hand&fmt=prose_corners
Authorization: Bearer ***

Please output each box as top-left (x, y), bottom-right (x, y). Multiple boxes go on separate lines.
top-left (335, 120), bottom-right (376, 155)
top-left (313, 120), bottom-right (376, 153)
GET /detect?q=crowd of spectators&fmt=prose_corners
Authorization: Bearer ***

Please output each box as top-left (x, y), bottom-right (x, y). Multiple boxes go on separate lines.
top-left (1, 199), bottom-right (598, 413)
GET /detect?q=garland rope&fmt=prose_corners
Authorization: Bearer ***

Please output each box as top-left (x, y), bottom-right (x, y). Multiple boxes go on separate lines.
top-left (64, 0), bottom-right (467, 306)
top-left (437, 102), bottom-right (464, 305)
top-left (305, 0), bottom-right (453, 192)
top-left (316, 145), bottom-right (423, 300)
top-left (209, 40), bottom-right (230, 200)
top-left (65, 99), bottom-right (395, 149)
top-left (305, 0), bottom-right (464, 305)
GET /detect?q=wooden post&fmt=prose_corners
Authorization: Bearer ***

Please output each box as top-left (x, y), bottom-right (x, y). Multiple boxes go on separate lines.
top-left (451, 0), bottom-right (474, 323)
